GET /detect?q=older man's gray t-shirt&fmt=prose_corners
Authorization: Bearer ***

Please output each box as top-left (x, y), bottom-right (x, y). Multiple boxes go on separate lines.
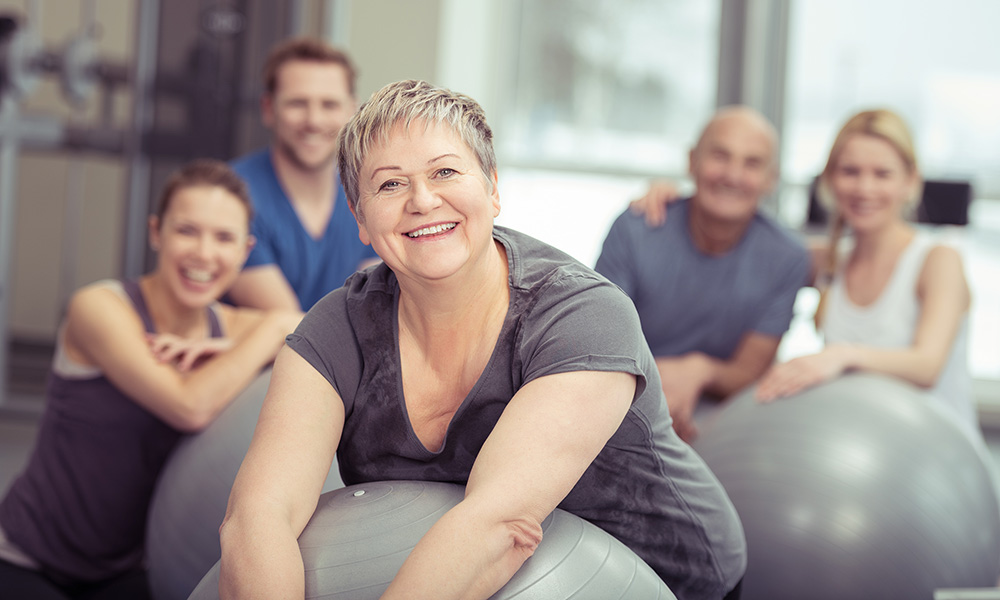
top-left (287, 225), bottom-right (746, 600)
top-left (595, 198), bottom-right (811, 359)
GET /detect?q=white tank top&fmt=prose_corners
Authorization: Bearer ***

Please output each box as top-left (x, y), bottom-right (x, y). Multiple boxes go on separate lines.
top-left (823, 231), bottom-right (976, 437)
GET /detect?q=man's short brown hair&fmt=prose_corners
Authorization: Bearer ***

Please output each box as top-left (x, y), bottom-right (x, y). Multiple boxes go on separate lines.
top-left (262, 37), bottom-right (357, 97)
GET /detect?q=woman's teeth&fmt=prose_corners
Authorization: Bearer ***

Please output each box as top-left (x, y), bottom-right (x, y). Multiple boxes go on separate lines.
top-left (407, 223), bottom-right (456, 238)
top-left (183, 268), bottom-right (213, 283)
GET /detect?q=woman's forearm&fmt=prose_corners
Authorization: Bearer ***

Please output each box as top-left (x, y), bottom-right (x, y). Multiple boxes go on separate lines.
top-left (218, 346), bottom-right (343, 598)
top-left (380, 501), bottom-right (541, 600)
top-left (165, 311), bottom-right (299, 430)
top-left (840, 343), bottom-right (946, 389)
top-left (219, 513), bottom-right (306, 600)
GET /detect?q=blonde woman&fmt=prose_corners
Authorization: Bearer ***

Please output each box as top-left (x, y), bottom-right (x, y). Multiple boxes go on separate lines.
top-left (755, 109), bottom-right (976, 437)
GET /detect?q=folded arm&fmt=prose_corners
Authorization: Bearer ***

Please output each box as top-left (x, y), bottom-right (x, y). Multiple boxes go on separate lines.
top-left (227, 264), bottom-right (302, 311)
top-left (756, 245), bottom-right (970, 400)
top-left (380, 369), bottom-right (636, 600)
top-left (64, 285), bottom-right (301, 431)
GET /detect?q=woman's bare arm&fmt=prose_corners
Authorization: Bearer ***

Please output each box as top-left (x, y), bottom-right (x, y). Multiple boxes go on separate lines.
top-left (757, 245), bottom-right (969, 400)
top-left (63, 285), bottom-right (301, 431)
top-left (380, 369), bottom-right (635, 600)
top-left (219, 346), bottom-right (343, 599)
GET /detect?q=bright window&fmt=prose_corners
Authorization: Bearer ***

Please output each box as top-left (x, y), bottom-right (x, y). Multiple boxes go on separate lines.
top-left (501, 0), bottom-right (720, 176)
top-left (783, 0), bottom-right (1000, 196)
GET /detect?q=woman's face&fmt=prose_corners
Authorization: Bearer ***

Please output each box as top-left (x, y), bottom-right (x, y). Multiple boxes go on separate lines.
top-left (355, 119), bottom-right (500, 283)
top-left (149, 185), bottom-right (253, 308)
top-left (829, 133), bottom-right (917, 234)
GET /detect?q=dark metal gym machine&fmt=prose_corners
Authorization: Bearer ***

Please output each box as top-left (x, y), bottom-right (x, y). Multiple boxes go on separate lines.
top-left (0, 0), bottom-right (313, 410)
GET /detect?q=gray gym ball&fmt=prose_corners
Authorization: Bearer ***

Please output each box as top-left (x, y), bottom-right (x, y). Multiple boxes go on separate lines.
top-left (146, 370), bottom-right (345, 600)
top-left (187, 480), bottom-right (676, 599)
top-left (692, 372), bottom-right (1000, 600)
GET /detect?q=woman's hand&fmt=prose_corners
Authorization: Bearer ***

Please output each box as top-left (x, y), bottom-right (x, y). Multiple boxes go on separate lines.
top-left (628, 179), bottom-right (681, 227)
top-left (147, 333), bottom-right (234, 372)
top-left (755, 344), bottom-right (853, 402)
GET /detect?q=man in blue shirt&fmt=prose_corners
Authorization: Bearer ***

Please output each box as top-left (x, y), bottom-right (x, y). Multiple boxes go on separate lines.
top-left (228, 38), bottom-right (378, 311)
top-left (596, 107), bottom-right (810, 442)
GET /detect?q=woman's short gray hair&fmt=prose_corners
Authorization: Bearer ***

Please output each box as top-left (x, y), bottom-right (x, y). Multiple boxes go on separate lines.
top-left (338, 79), bottom-right (496, 215)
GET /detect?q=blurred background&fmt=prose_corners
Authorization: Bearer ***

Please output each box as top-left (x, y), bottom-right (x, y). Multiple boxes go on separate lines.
top-left (0, 0), bottom-right (997, 420)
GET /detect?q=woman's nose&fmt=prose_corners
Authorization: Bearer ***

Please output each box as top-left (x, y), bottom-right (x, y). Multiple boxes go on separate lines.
top-left (857, 173), bottom-right (877, 196)
top-left (194, 235), bottom-right (215, 259)
top-left (407, 180), bottom-right (442, 213)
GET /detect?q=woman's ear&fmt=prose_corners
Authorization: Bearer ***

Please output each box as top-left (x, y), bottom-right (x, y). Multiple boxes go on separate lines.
top-left (348, 200), bottom-right (371, 245)
top-left (148, 215), bottom-right (161, 251)
top-left (489, 170), bottom-right (501, 217)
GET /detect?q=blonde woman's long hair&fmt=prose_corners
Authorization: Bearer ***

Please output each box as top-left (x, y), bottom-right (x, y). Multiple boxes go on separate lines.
top-left (813, 109), bottom-right (921, 330)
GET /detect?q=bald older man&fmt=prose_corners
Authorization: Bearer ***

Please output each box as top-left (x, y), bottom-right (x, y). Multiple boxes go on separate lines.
top-left (595, 106), bottom-right (810, 442)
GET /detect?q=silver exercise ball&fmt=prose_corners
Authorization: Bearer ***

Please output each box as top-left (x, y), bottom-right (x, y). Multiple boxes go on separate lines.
top-left (188, 480), bottom-right (675, 600)
top-left (146, 369), bottom-right (345, 600)
top-left (692, 372), bottom-right (1000, 600)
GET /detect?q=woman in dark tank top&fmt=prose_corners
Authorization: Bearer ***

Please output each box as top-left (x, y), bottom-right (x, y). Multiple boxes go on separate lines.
top-left (0, 160), bottom-right (301, 599)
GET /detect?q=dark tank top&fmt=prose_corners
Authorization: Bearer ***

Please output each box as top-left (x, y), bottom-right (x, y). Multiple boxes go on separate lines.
top-left (0, 279), bottom-right (223, 584)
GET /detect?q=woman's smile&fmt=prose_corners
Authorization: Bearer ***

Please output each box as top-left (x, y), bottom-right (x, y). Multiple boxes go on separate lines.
top-left (356, 119), bottom-right (500, 282)
top-left (405, 222), bottom-right (458, 239)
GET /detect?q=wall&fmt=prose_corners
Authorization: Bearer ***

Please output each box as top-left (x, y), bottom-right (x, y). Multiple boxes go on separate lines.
top-left (1, 0), bottom-right (134, 340)
top-left (0, 0), bottom-right (501, 341)
top-left (345, 0), bottom-right (442, 99)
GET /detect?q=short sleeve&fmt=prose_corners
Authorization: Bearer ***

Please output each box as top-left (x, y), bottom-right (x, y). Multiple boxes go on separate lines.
top-left (243, 215), bottom-right (278, 268)
top-left (594, 212), bottom-right (638, 298)
top-left (752, 243), bottom-right (811, 337)
top-left (284, 286), bottom-right (363, 404)
top-left (518, 272), bottom-right (650, 401)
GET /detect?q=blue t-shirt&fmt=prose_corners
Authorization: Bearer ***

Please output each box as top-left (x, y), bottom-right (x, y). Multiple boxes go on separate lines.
top-left (595, 198), bottom-right (810, 359)
top-left (231, 150), bottom-right (379, 310)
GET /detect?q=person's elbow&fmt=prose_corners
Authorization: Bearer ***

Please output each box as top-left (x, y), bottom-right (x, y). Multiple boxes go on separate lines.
top-left (165, 401), bottom-right (218, 433)
top-left (907, 348), bottom-right (950, 390)
top-left (154, 387), bottom-right (225, 432)
top-left (218, 508), bottom-right (246, 551)
top-left (506, 516), bottom-right (544, 555)
top-left (217, 511), bottom-right (252, 599)
top-left (909, 365), bottom-right (942, 390)
top-left (495, 515), bottom-right (544, 571)
top-left (217, 491), bottom-right (273, 562)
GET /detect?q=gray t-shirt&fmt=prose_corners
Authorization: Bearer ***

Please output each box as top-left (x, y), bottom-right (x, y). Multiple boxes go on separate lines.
top-left (288, 226), bottom-right (746, 599)
top-left (595, 199), bottom-right (811, 359)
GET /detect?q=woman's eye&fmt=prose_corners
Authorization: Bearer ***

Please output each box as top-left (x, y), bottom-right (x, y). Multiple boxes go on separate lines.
top-left (436, 168), bottom-right (456, 178)
top-left (177, 225), bottom-right (197, 236)
top-left (379, 180), bottom-right (400, 192)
